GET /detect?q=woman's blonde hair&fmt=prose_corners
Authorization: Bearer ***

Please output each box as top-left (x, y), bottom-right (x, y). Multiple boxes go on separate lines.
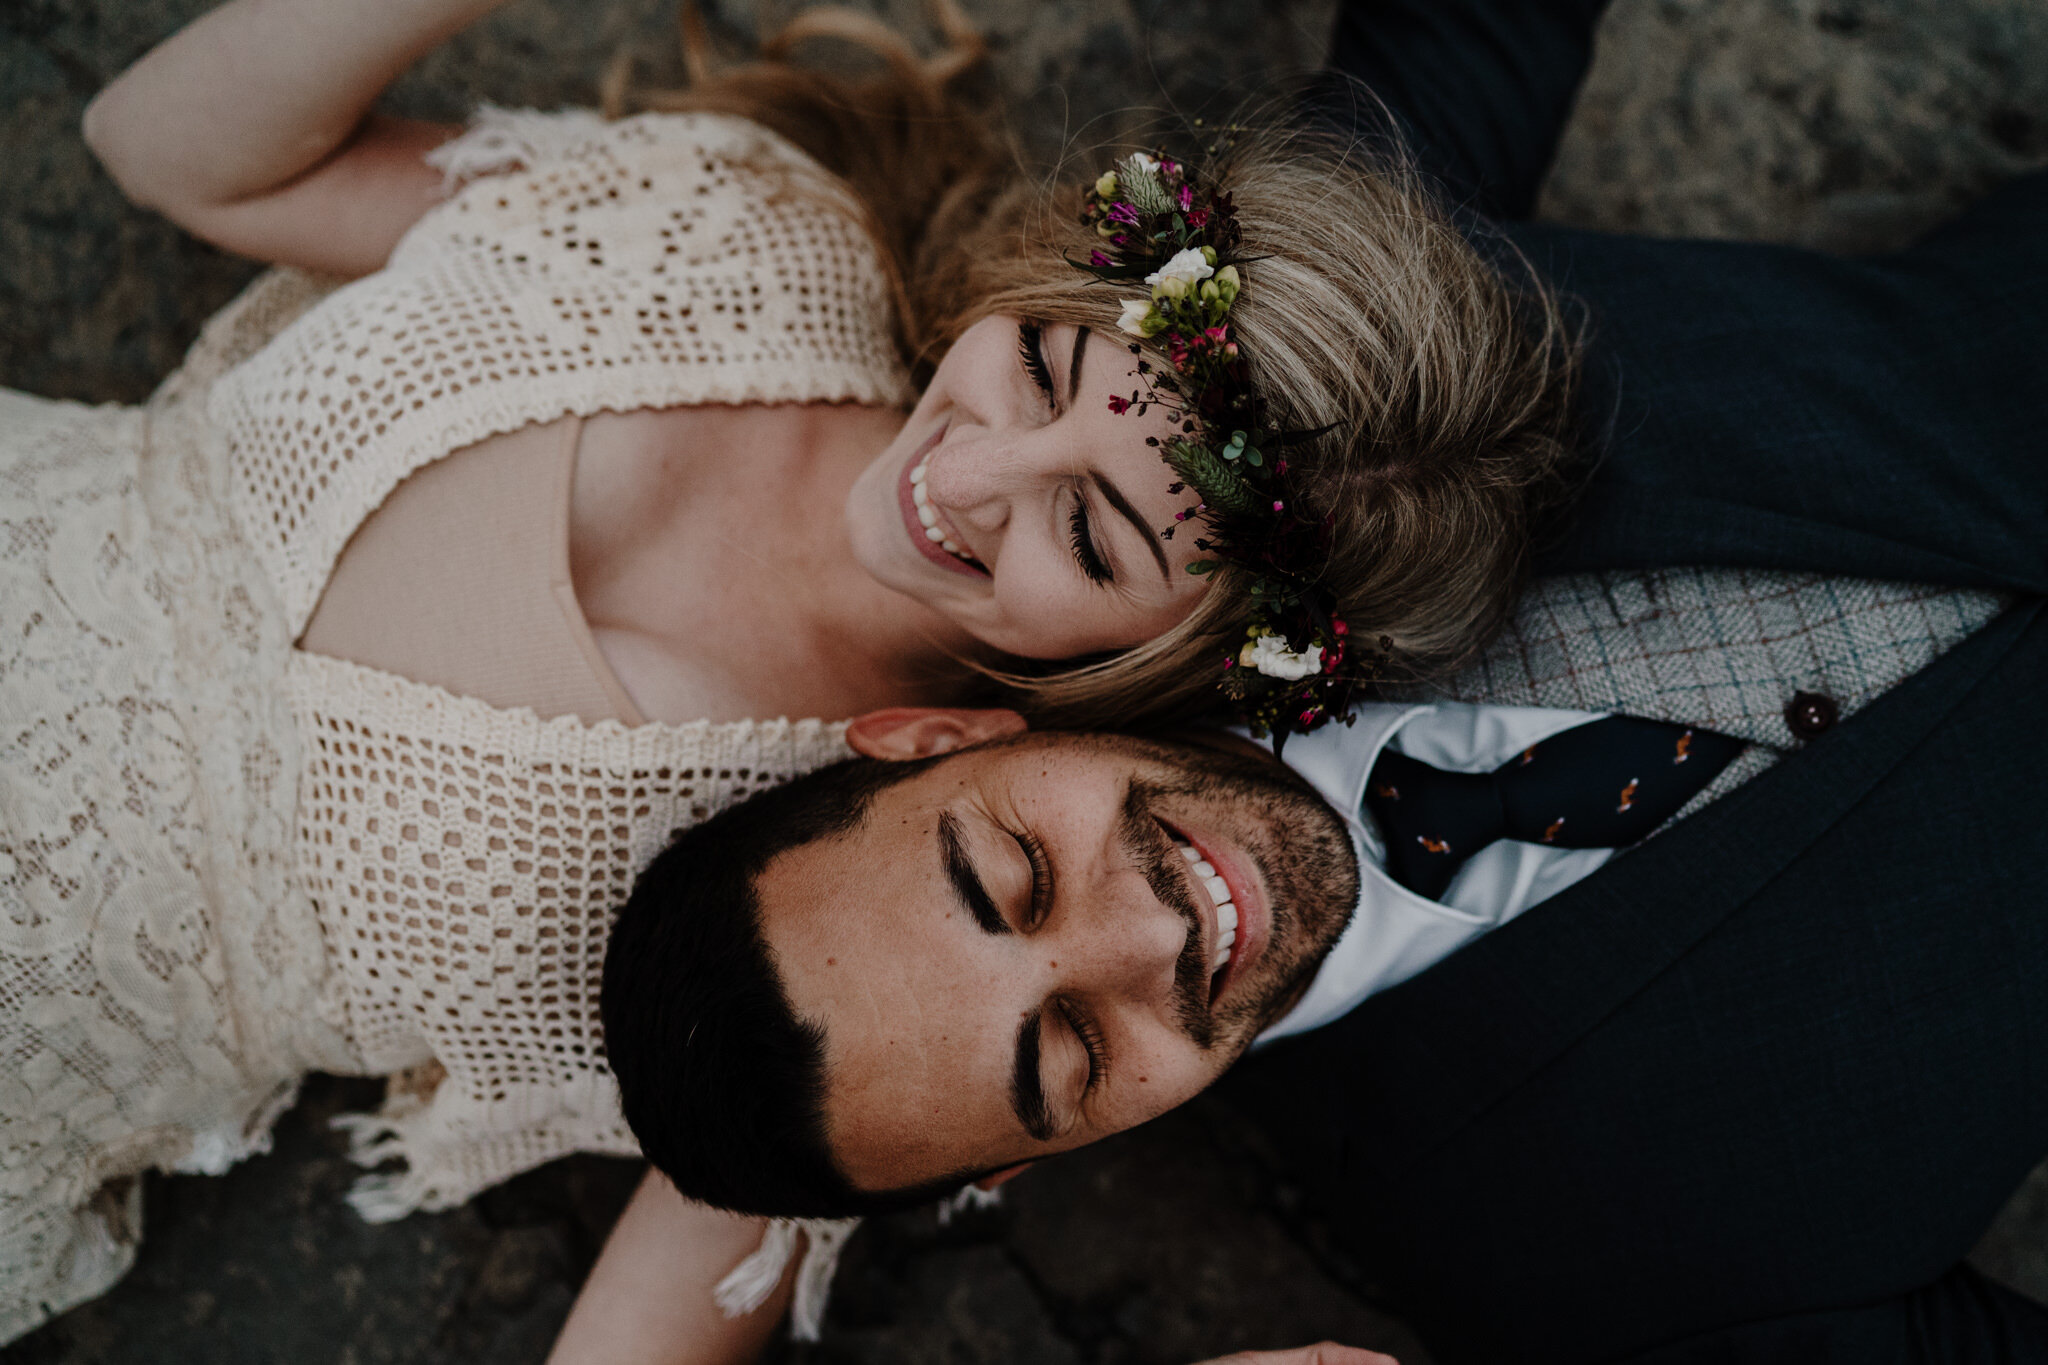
top-left (616, 3), bottom-right (1582, 729)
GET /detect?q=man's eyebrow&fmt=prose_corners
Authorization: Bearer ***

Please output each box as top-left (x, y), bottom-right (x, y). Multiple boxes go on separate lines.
top-left (1090, 470), bottom-right (1172, 581)
top-left (938, 811), bottom-right (1010, 937)
top-left (1064, 326), bottom-right (1091, 409)
top-left (1010, 1010), bottom-right (1053, 1140)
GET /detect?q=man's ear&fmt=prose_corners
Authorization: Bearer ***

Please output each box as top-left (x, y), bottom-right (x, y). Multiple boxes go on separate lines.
top-left (973, 1161), bottom-right (1034, 1192)
top-left (844, 708), bottom-right (1029, 760)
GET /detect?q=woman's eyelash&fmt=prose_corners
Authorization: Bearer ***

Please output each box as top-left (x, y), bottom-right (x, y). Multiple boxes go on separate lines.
top-left (1068, 499), bottom-right (1112, 585)
top-left (1018, 321), bottom-right (1057, 404)
top-left (1013, 828), bottom-right (1052, 927)
top-left (1059, 999), bottom-right (1107, 1091)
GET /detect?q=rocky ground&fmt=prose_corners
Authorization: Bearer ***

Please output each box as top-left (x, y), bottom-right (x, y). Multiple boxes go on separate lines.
top-left (4, 1), bottom-right (2047, 1361)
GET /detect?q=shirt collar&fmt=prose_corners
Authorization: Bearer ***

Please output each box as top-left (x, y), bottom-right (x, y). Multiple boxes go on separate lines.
top-left (1252, 703), bottom-right (1501, 1044)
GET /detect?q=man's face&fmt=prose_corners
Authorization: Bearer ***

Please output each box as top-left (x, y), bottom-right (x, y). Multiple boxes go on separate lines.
top-left (757, 729), bottom-right (1358, 1192)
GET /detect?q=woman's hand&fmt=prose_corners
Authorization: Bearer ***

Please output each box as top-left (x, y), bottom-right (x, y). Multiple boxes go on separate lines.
top-left (1194, 1347), bottom-right (1400, 1365)
top-left (82, 0), bottom-right (508, 276)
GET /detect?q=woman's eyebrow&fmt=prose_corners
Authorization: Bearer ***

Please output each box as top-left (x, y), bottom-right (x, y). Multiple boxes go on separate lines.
top-left (1090, 471), bottom-right (1172, 581)
top-left (1064, 326), bottom-right (1092, 408)
top-left (939, 810), bottom-right (1010, 937)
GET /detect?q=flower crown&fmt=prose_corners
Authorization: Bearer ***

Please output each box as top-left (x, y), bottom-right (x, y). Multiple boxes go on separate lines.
top-left (1075, 150), bottom-right (1384, 751)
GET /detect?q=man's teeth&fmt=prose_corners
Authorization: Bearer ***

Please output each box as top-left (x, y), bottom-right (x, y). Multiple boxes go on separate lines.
top-left (1178, 841), bottom-right (1237, 973)
top-left (910, 459), bottom-right (977, 563)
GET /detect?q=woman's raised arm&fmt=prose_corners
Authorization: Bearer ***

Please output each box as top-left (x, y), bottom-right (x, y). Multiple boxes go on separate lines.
top-left (82, 0), bottom-right (506, 276)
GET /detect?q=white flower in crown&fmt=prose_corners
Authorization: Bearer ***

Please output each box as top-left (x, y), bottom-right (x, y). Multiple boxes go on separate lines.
top-left (1118, 298), bottom-right (1161, 337)
top-left (1145, 247), bottom-right (1216, 290)
top-left (1128, 151), bottom-right (1161, 173)
top-left (1240, 633), bottom-right (1324, 681)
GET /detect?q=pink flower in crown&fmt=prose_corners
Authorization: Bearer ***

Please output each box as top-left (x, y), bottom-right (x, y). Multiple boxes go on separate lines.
top-left (1204, 325), bottom-right (1229, 344)
top-left (1186, 208), bottom-right (1211, 228)
top-left (1107, 202), bottom-right (1140, 226)
top-left (1090, 249), bottom-right (1113, 267)
top-left (1106, 394), bottom-right (1132, 415)
top-left (1177, 182), bottom-right (1195, 212)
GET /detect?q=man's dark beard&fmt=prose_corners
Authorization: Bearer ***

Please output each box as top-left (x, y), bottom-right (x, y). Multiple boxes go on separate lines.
top-left (1106, 736), bottom-right (1359, 1052)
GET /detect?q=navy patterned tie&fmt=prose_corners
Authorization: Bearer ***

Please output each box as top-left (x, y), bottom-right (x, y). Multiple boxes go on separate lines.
top-left (1363, 716), bottom-right (1744, 900)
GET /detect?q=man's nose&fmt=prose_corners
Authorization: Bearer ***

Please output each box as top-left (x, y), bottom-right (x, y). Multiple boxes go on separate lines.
top-left (1057, 869), bottom-right (1190, 1002)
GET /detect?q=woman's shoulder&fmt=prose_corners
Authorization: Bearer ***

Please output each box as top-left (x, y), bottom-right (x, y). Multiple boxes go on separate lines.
top-left (423, 105), bottom-right (843, 200)
top-left (394, 102), bottom-right (881, 290)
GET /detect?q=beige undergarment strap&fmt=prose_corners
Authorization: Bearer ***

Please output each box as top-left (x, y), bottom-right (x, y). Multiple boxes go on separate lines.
top-left (298, 415), bottom-right (646, 726)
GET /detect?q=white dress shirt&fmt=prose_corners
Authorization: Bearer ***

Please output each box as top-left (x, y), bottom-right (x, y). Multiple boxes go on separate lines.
top-left (1257, 701), bottom-right (1615, 1044)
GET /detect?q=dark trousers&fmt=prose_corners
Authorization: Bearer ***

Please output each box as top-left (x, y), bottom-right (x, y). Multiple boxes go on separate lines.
top-left (1314, 0), bottom-right (2048, 596)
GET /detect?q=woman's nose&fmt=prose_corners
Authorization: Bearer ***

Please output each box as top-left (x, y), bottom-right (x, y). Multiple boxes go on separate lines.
top-left (921, 429), bottom-right (1019, 529)
top-left (923, 424), bottom-right (1070, 533)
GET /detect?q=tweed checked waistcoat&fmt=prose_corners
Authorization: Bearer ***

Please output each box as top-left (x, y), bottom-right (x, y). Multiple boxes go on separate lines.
top-left (1399, 569), bottom-right (2010, 812)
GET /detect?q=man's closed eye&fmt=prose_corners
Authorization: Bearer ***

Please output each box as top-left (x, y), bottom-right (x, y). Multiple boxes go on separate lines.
top-left (1010, 827), bottom-right (1052, 928)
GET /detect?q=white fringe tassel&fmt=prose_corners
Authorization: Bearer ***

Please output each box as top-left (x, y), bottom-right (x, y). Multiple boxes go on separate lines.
top-left (936, 1182), bottom-right (1004, 1225)
top-left (423, 104), bottom-right (613, 191)
top-left (714, 1216), bottom-right (862, 1342)
top-left (331, 1104), bottom-right (442, 1224)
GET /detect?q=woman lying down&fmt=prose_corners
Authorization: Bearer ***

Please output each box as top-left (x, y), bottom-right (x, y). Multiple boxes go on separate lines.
top-left (2, 0), bottom-right (1579, 1358)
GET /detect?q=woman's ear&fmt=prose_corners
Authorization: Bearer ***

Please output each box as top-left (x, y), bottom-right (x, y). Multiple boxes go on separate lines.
top-left (844, 708), bottom-right (1029, 760)
top-left (972, 1161), bottom-right (1034, 1192)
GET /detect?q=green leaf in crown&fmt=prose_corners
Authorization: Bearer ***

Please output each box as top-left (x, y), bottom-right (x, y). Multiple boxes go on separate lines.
top-left (1117, 153), bottom-right (1177, 215)
top-left (1161, 439), bottom-right (1261, 519)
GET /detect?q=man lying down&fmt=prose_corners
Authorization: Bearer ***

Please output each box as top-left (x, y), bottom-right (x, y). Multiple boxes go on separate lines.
top-left (595, 698), bottom-right (1734, 1307)
top-left (590, 623), bottom-right (2048, 1365)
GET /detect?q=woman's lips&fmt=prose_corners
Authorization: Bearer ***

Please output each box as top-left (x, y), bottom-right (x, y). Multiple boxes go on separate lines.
top-left (896, 429), bottom-right (987, 579)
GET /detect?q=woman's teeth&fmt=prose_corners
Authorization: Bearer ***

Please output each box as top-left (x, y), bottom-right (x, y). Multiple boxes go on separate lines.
top-left (1177, 840), bottom-right (1238, 976)
top-left (910, 460), bottom-right (980, 566)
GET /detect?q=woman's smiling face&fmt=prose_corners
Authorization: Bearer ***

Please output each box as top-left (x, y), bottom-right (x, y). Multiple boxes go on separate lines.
top-left (846, 315), bottom-right (1208, 660)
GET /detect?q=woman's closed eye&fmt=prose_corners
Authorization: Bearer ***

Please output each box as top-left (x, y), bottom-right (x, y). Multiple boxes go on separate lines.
top-left (1067, 495), bottom-right (1113, 585)
top-left (1018, 320), bottom-right (1057, 408)
top-left (1018, 320), bottom-right (1119, 588)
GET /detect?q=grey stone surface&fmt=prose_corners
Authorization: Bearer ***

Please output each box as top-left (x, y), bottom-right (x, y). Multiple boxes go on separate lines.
top-left (5, 1), bottom-right (2048, 1362)
top-left (1540, 0), bottom-right (2048, 251)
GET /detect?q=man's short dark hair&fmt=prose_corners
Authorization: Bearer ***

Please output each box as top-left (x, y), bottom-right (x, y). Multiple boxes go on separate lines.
top-left (602, 753), bottom-right (978, 1220)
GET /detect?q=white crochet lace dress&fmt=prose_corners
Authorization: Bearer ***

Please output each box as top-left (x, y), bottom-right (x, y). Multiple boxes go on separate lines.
top-left (1, 108), bottom-right (904, 1344)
